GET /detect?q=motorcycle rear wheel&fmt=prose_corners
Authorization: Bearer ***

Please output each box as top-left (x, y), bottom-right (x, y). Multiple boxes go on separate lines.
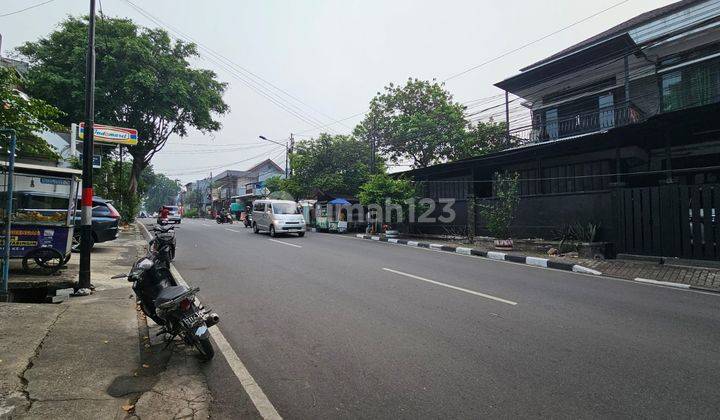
top-left (194, 336), bottom-right (215, 361)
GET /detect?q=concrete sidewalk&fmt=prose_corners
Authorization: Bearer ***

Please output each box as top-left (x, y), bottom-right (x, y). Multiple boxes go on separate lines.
top-left (0, 225), bottom-right (212, 419)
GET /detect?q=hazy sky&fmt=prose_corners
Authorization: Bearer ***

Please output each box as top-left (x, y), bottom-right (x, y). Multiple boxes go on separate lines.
top-left (1, 0), bottom-right (675, 183)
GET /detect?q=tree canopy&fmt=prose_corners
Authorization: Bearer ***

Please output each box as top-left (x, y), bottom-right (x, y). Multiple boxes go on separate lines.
top-left (446, 120), bottom-right (510, 161)
top-left (355, 78), bottom-right (467, 169)
top-left (144, 173), bottom-right (180, 213)
top-left (17, 15), bottom-right (228, 193)
top-left (283, 133), bottom-right (376, 198)
top-left (0, 67), bottom-right (63, 159)
top-left (358, 173), bottom-right (416, 207)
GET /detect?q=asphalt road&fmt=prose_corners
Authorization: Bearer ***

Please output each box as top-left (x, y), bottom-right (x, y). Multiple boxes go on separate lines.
top-left (159, 219), bottom-right (720, 419)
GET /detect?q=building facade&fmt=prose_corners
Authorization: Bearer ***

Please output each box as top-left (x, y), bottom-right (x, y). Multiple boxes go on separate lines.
top-left (405, 0), bottom-right (720, 260)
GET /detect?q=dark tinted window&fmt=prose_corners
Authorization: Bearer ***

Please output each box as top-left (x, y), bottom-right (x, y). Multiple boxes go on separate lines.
top-left (91, 202), bottom-right (111, 217)
top-left (24, 195), bottom-right (68, 210)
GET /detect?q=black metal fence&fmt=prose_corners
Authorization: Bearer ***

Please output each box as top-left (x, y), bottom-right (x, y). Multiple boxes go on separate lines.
top-left (616, 184), bottom-right (719, 260)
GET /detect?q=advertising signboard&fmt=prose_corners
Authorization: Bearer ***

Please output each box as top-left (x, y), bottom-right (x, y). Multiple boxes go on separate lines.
top-left (0, 227), bottom-right (71, 258)
top-left (78, 123), bottom-right (138, 146)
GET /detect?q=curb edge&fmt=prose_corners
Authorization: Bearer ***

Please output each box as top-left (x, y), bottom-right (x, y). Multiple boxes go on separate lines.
top-left (354, 234), bottom-right (601, 276)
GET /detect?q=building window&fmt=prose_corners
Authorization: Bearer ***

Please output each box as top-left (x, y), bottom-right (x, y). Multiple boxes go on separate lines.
top-left (662, 59), bottom-right (720, 112)
top-left (545, 108), bottom-right (558, 140)
top-left (598, 93), bottom-right (615, 129)
top-left (662, 71), bottom-right (683, 111)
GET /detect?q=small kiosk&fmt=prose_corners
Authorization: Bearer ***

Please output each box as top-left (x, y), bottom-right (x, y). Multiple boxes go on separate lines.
top-left (1, 162), bottom-right (81, 274)
top-left (313, 192), bottom-right (361, 233)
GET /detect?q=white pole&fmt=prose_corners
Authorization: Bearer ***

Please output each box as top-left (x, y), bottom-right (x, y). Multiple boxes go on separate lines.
top-left (70, 123), bottom-right (77, 158)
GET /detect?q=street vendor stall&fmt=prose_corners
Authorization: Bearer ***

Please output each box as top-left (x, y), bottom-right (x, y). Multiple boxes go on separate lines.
top-left (315, 194), bottom-right (362, 233)
top-left (1, 162), bottom-right (81, 274)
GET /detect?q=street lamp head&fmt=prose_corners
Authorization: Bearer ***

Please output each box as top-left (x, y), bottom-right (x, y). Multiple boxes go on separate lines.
top-left (259, 135), bottom-right (268, 141)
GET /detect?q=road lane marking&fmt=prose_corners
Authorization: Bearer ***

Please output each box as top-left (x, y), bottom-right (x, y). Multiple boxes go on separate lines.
top-left (268, 238), bottom-right (302, 248)
top-left (224, 228), bottom-right (240, 232)
top-left (382, 268), bottom-right (517, 306)
top-left (168, 264), bottom-right (282, 420)
top-left (297, 231), bottom-right (720, 298)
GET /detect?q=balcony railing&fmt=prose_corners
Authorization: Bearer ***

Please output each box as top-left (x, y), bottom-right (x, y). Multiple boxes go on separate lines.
top-left (511, 102), bottom-right (646, 143)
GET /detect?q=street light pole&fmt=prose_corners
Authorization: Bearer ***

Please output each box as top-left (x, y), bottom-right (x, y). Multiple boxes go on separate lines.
top-left (259, 135), bottom-right (289, 178)
top-left (79, 0), bottom-right (96, 291)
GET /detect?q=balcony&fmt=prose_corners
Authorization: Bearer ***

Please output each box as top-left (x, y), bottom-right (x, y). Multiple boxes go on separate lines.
top-left (512, 102), bottom-right (646, 143)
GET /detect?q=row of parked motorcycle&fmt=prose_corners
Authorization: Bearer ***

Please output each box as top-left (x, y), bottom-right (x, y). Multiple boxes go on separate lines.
top-left (113, 223), bottom-right (220, 360)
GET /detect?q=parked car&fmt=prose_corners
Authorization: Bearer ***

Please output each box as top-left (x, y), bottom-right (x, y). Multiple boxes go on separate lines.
top-left (72, 196), bottom-right (121, 251)
top-left (11, 191), bottom-right (119, 252)
top-left (252, 199), bottom-right (305, 237)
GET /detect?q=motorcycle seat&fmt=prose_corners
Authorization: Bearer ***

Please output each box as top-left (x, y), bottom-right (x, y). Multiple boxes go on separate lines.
top-left (154, 285), bottom-right (189, 306)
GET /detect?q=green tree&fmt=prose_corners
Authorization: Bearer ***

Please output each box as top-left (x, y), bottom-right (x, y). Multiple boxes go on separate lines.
top-left (17, 16), bottom-right (228, 194)
top-left (355, 78), bottom-right (467, 168)
top-left (183, 189), bottom-right (201, 211)
top-left (263, 175), bottom-right (285, 193)
top-left (0, 67), bottom-right (63, 159)
top-left (289, 134), bottom-right (375, 198)
top-left (144, 173), bottom-right (180, 214)
top-left (358, 173), bottom-right (416, 206)
top-left (70, 154), bottom-right (154, 221)
top-left (446, 121), bottom-right (509, 161)
top-left (479, 172), bottom-right (520, 239)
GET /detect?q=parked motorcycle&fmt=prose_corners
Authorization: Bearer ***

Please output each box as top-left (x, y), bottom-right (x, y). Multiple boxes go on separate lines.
top-left (151, 225), bottom-right (177, 263)
top-left (114, 252), bottom-right (219, 360)
top-left (215, 213), bottom-right (233, 224)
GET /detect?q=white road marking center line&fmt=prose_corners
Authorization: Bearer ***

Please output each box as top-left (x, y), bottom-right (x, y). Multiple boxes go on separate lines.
top-left (382, 267), bottom-right (517, 306)
top-left (268, 238), bottom-right (302, 248)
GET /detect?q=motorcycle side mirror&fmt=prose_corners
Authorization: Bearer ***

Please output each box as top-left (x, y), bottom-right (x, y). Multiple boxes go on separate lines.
top-left (111, 273), bottom-right (127, 279)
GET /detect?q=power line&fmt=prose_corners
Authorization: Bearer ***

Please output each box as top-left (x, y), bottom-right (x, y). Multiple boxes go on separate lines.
top-left (291, 0), bottom-right (633, 136)
top-left (122, 0), bottom-right (346, 131)
top-left (0, 0), bottom-right (55, 18)
top-left (462, 1), bottom-right (720, 123)
top-left (163, 147), bottom-right (285, 176)
top-left (442, 0), bottom-right (631, 82)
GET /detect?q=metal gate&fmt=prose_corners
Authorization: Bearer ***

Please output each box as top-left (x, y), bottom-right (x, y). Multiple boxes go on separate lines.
top-left (617, 184), bottom-right (719, 260)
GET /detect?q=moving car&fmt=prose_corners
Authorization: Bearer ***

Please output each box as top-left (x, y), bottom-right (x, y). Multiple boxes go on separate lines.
top-left (252, 199), bottom-right (305, 237)
top-left (165, 205), bottom-right (182, 224)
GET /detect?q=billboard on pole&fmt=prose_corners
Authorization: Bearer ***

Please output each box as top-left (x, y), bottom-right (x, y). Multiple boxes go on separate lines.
top-left (78, 123), bottom-right (138, 146)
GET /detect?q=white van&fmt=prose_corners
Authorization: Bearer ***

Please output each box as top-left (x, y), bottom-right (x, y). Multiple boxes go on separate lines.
top-left (252, 199), bottom-right (306, 237)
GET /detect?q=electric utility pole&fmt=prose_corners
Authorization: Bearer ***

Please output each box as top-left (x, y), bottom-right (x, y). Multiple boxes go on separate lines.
top-left (288, 133), bottom-right (294, 177)
top-left (79, 0), bottom-right (96, 290)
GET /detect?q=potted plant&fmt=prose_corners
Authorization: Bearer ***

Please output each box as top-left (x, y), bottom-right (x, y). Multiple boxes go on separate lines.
top-left (571, 222), bottom-right (612, 259)
top-left (479, 172), bottom-right (520, 251)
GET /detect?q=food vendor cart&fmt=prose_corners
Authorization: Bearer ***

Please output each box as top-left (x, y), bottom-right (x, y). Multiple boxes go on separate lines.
top-left (316, 198), bottom-right (351, 233)
top-left (1, 162), bottom-right (80, 274)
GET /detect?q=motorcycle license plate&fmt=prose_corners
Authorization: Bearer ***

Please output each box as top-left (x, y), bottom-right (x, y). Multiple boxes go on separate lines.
top-left (182, 313), bottom-right (201, 328)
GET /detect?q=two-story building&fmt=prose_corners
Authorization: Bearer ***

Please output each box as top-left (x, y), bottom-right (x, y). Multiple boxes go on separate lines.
top-left (208, 159), bottom-right (284, 212)
top-left (404, 0), bottom-right (720, 260)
